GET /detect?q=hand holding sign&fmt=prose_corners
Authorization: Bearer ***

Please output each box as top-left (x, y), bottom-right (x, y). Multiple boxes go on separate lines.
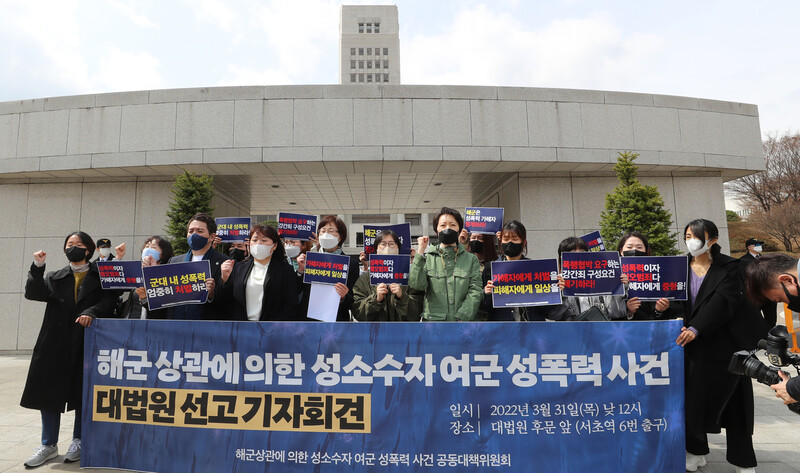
top-left (376, 283), bottom-right (388, 302)
top-left (334, 282), bottom-right (348, 300)
top-left (34, 250), bottom-right (46, 264)
top-left (459, 229), bottom-right (469, 245)
top-left (389, 283), bottom-right (403, 299)
top-left (206, 278), bottom-right (215, 297)
top-left (297, 253), bottom-right (306, 273)
top-left (484, 279), bottom-right (494, 294)
top-left (75, 314), bottom-right (93, 327)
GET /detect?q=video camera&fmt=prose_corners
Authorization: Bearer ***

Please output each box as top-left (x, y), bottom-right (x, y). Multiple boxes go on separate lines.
top-left (729, 326), bottom-right (800, 415)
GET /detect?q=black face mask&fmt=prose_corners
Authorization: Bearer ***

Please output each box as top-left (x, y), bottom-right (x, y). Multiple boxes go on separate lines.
top-left (468, 240), bottom-right (484, 254)
top-left (65, 246), bottom-right (88, 263)
top-left (622, 250), bottom-right (647, 257)
top-left (780, 276), bottom-right (800, 312)
top-left (502, 242), bottom-right (523, 258)
top-left (438, 229), bottom-right (459, 245)
top-left (230, 248), bottom-right (246, 262)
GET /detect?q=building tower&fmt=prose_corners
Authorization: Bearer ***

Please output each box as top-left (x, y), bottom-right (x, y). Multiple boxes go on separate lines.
top-left (339, 5), bottom-right (400, 84)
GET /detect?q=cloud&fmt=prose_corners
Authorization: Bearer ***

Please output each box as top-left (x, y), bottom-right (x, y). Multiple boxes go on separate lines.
top-left (109, 1), bottom-right (160, 29)
top-left (402, 5), bottom-right (663, 90)
top-left (190, 0), bottom-right (241, 31)
top-left (218, 64), bottom-right (293, 87)
top-left (92, 47), bottom-right (162, 92)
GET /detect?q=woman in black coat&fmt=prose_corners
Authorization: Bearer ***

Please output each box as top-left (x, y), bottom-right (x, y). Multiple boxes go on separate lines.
top-left (676, 219), bottom-right (766, 472)
top-left (217, 224), bottom-right (301, 321)
top-left (22, 231), bottom-right (117, 467)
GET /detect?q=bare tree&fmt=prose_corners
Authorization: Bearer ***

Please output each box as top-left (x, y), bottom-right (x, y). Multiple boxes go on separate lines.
top-left (728, 133), bottom-right (800, 251)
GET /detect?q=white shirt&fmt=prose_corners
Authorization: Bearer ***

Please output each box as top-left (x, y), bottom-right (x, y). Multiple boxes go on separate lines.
top-left (246, 260), bottom-right (269, 321)
top-left (191, 253), bottom-right (204, 262)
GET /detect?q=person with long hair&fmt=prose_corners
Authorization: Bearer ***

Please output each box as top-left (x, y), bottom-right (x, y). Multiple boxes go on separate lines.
top-left (117, 236), bottom-right (175, 319)
top-left (352, 230), bottom-right (422, 321)
top-left (614, 231), bottom-right (678, 320)
top-left (481, 220), bottom-right (539, 321)
top-left (21, 231), bottom-right (118, 467)
top-left (677, 219), bottom-right (766, 473)
top-left (217, 224), bottom-right (300, 321)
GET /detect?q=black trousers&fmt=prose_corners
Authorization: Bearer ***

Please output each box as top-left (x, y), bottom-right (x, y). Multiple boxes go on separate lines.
top-left (685, 382), bottom-right (757, 468)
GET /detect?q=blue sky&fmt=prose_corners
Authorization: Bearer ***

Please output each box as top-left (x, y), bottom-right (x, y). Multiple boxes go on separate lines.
top-left (1, 0), bottom-right (797, 137)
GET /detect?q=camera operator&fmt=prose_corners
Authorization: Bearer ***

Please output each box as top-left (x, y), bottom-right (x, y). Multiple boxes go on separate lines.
top-left (745, 253), bottom-right (800, 404)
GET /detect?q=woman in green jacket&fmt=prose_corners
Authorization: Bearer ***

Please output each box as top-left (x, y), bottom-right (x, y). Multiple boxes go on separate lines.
top-left (352, 230), bottom-right (422, 321)
top-left (409, 207), bottom-right (483, 321)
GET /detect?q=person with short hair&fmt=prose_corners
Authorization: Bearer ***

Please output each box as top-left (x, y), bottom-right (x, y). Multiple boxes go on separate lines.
top-left (167, 212), bottom-right (229, 320)
top-left (744, 253), bottom-right (800, 405)
top-left (352, 230), bottom-right (422, 321)
top-left (481, 220), bottom-right (538, 321)
top-left (216, 225), bottom-right (300, 321)
top-left (409, 207), bottom-right (483, 321)
top-left (94, 238), bottom-right (114, 262)
top-left (117, 236), bottom-right (175, 319)
top-left (21, 231), bottom-right (118, 467)
top-left (295, 215), bottom-right (360, 321)
top-left (740, 237), bottom-right (777, 327)
top-left (614, 231), bottom-right (679, 320)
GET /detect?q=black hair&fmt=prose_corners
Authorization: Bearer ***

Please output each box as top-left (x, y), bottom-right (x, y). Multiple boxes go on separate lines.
top-left (557, 236), bottom-right (588, 257)
top-left (373, 230), bottom-right (402, 253)
top-left (188, 212), bottom-right (217, 234)
top-left (142, 236), bottom-right (175, 265)
top-left (499, 220), bottom-right (527, 256)
top-left (745, 253), bottom-right (798, 305)
top-left (64, 231), bottom-right (95, 261)
top-left (318, 215), bottom-right (347, 246)
top-left (468, 232), bottom-right (499, 263)
top-left (683, 218), bottom-right (721, 259)
top-left (250, 224), bottom-right (287, 262)
top-left (432, 207), bottom-right (464, 232)
top-left (616, 231), bottom-right (652, 256)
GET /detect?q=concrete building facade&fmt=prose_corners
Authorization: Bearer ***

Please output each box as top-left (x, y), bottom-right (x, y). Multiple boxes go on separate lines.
top-left (339, 5), bottom-right (400, 84)
top-left (0, 84), bottom-right (763, 351)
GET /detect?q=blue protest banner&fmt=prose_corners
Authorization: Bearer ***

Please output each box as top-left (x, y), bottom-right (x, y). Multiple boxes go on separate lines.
top-left (621, 256), bottom-right (689, 301)
top-left (464, 207), bottom-right (504, 235)
top-left (278, 212), bottom-right (318, 241)
top-left (97, 261), bottom-right (143, 290)
top-left (491, 259), bottom-right (561, 307)
top-left (83, 319), bottom-right (685, 473)
top-left (141, 261), bottom-right (211, 310)
top-left (215, 217), bottom-right (251, 242)
top-left (561, 251), bottom-right (624, 297)
top-left (368, 254), bottom-right (411, 286)
top-left (363, 223), bottom-right (412, 255)
top-left (303, 251), bottom-right (350, 285)
top-left (579, 231), bottom-right (606, 251)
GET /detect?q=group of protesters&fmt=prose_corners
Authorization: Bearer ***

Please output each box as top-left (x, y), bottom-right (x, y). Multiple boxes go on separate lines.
top-left (19, 206), bottom-right (796, 471)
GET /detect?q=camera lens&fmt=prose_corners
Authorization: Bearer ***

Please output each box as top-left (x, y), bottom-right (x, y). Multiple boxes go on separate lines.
top-left (740, 356), bottom-right (781, 386)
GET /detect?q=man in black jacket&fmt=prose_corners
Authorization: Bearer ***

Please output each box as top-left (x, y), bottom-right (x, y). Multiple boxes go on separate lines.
top-left (167, 213), bottom-right (230, 320)
top-left (744, 253), bottom-right (800, 404)
top-left (740, 238), bottom-right (778, 327)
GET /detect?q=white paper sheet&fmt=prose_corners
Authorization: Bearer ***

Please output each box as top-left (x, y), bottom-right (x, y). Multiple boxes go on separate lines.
top-left (307, 283), bottom-right (340, 322)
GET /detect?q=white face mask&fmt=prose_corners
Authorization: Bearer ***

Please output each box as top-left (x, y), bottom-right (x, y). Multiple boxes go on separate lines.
top-left (99, 248), bottom-right (111, 257)
top-left (685, 238), bottom-right (709, 257)
top-left (753, 245), bottom-right (763, 253)
top-left (285, 244), bottom-right (301, 259)
top-left (377, 247), bottom-right (399, 255)
top-left (250, 244), bottom-right (274, 260)
top-left (318, 233), bottom-right (340, 250)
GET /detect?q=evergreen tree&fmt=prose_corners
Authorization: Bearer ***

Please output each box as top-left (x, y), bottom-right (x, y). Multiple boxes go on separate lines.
top-left (165, 170), bottom-right (216, 254)
top-left (599, 152), bottom-right (679, 255)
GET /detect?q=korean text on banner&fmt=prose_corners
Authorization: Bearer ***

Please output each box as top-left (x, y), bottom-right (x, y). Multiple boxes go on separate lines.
top-left (142, 260), bottom-right (211, 310)
top-left (97, 261), bottom-right (143, 290)
top-left (491, 259), bottom-right (561, 307)
top-left (464, 207), bottom-right (504, 235)
top-left (561, 251), bottom-right (624, 297)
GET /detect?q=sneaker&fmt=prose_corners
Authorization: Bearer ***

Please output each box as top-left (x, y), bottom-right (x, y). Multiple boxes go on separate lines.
top-left (64, 438), bottom-right (81, 463)
top-left (734, 468), bottom-right (755, 473)
top-left (23, 444), bottom-right (58, 468)
top-left (686, 452), bottom-right (707, 471)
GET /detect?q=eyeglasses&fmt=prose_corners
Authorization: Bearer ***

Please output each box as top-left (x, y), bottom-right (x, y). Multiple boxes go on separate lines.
top-left (319, 228), bottom-right (340, 235)
top-left (378, 241), bottom-right (398, 248)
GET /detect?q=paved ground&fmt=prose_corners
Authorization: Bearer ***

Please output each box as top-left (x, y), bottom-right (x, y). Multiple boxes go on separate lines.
top-left (0, 351), bottom-right (798, 472)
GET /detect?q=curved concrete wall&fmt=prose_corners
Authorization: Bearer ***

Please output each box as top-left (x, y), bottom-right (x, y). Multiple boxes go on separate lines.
top-left (0, 85), bottom-right (763, 180)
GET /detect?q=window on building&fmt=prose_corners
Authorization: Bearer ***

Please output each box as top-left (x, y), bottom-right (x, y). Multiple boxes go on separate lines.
top-left (356, 232), bottom-right (364, 246)
top-left (383, 74), bottom-right (389, 82)
top-left (358, 73), bottom-right (364, 82)
top-left (352, 214), bottom-right (392, 224)
top-left (383, 60), bottom-right (388, 69)
top-left (359, 48), bottom-right (364, 55)
top-left (383, 47), bottom-right (388, 55)
top-left (350, 47), bottom-right (355, 56)
top-left (366, 60), bottom-right (372, 69)
top-left (367, 48), bottom-right (372, 55)
top-left (367, 74), bottom-right (372, 82)
top-left (405, 214), bottom-right (421, 226)
top-left (350, 60), bottom-right (356, 69)
top-left (358, 60), bottom-right (364, 68)
top-left (375, 47), bottom-right (381, 55)
top-left (366, 23), bottom-right (372, 33)
top-left (358, 23), bottom-right (364, 33)
top-left (375, 22), bottom-right (380, 33)
top-left (350, 74), bottom-right (356, 83)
